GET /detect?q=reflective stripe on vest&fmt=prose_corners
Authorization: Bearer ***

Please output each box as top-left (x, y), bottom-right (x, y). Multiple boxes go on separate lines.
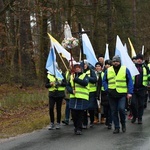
top-left (70, 73), bottom-right (89, 100)
top-left (107, 66), bottom-right (127, 93)
top-left (86, 70), bottom-right (96, 92)
top-left (132, 67), bottom-right (148, 86)
top-left (47, 74), bottom-right (65, 91)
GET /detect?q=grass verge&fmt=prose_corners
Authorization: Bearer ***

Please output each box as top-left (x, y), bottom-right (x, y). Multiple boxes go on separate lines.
top-left (0, 84), bottom-right (65, 139)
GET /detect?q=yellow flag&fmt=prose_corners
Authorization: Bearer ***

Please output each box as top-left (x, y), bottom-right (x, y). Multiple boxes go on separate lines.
top-left (47, 33), bottom-right (66, 58)
top-left (128, 38), bottom-right (136, 57)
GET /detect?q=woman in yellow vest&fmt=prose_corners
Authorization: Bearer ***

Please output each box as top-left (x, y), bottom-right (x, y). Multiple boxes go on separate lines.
top-left (45, 71), bottom-right (66, 130)
top-left (82, 60), bottom-right (97, 129)
top-left (103, 55), bottom-right (133, 134)
top-left (66, 62), bottom-right (89, 135)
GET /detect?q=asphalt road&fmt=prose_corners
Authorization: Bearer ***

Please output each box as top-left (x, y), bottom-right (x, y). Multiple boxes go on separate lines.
top-left (1, 103), bottom-right (150, 150)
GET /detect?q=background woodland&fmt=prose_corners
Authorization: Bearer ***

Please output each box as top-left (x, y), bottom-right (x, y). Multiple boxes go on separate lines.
top-left (0, 0), bottom-right (150, 86)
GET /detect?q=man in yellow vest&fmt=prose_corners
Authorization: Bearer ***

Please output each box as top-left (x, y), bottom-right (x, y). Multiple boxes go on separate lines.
top-left (103, 55), bottom-right (133, 134)
top-left (45, 71), bottom-right (66, 130)
top-left (66, 62), bottom-right (89, 135)
top-left (130, 54), bottom-right (150, 124)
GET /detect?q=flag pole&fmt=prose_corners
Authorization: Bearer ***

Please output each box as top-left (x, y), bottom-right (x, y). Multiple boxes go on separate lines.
top-left (57, 52), bottom-right (68, 71)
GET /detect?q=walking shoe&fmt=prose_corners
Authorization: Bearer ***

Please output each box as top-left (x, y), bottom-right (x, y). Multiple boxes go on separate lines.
top-left (74, 128), bottom-right (77, 134)
top-left (122, 125), bottom-right (126, 133)
top-left (113, 128), bottom-right (120, 134)
top-left (131, 117), bottom-right (136, 123)
top-left (48, 123), bottom-right (55, 130)
top-left (107, 124), bottom-right (112, 129)
top-left (62, 120), bottom-right (69, 125)
top-left (82, 125), bottom-right (87, 129)
top-left (55, 123), bottom-right (60, 129)
top-left (90, 123), bottom-right (94, 128)
top-left (138, 118), bottom-right (142, 124)
top-left (128, 114), bottom-right (133, 120)
top-left (76, 130), bottom-right (82, 135)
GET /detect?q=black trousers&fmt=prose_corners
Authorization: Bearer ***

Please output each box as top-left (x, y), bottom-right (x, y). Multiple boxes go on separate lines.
top-left (131, 89), bottom-right (147, 119)
top-left (49, 96), bottom-right (63, 123)
top-left (71, 109), bottom-right (84, 131)
top-left (83, 110), bottom-right (95, 125)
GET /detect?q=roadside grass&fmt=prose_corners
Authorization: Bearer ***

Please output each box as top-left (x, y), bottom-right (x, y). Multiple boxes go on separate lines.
top-left (0, 85), bottom-right (65, 139)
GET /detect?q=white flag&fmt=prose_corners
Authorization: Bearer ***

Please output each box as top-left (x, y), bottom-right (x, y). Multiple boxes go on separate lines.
top-left (104, 43), bottom-right (110, 61)
top-left (115, 35), bottom-right (139, 76)
top-left (82, 29), bottom-right (98, 67)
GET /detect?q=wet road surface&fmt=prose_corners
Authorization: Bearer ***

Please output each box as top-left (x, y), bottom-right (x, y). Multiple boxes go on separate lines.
top-left (1, 103), bottom-right (150, 150)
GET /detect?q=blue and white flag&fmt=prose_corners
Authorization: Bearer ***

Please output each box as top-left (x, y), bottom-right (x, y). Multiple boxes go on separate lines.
top-left (46, 43), bottom-right (64, 79)
top-left (82, 29), bottom-right (98, 67)
top-left (104, 43), bottom-right (110, 61)
top-left (47, 33), bottom-right (73, 62)
top-left (115, 35), bottom-right (139, 76)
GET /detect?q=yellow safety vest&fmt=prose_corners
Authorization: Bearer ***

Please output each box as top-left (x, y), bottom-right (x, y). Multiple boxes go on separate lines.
top-left (107, 66), bottom-right (127, 93)
top-left (70, 73), bottom-right (89, 100)
top-left (148, 63), bottom-right (150, 69)
top-left (132, 67), bottom-right (148, 86)
top-left (101, 72), bottom-right (104, 91)
top-left (47, 74), bottom-right (65, 91)
top-left (85, 70), bottom-right (96, 92)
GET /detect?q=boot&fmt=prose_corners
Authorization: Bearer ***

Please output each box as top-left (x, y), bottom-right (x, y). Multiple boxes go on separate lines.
top-left (100, 117), bottom-right (105, 124)
top-left (93, 117), bottom-right (99, 124)
top-left (122, 124), bottom-right (126, 133)
top-left (131, 117), bottom-right (136, 123)
top-left (113, 128), bottom-right (120, 134)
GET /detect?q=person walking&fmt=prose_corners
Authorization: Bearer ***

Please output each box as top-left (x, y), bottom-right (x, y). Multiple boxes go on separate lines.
top-left (102, 60), bottom-right (112, 129)
top-left (62, 67), bottom-right (72, 125)
top-left (94, 62), bottom-right (103, 124)
top-left (103, 55), bottom-right (133, 134)
top-left (66, 62), bottom-right (89, 135)
top-left (82, 60), bottom-right (97, 128)
top-left (130, 54), bottom-right (150, 124)
top-left (45, 71), bottom-right (66, 130)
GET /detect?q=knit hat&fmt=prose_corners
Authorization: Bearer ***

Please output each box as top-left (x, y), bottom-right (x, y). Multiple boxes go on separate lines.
top-left (112, 55), bottom-right (121, 63)
top-left (136, 53), bottom-right (144, 60)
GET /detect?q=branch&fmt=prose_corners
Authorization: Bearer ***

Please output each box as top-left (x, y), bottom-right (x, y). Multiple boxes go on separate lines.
top-left (0, 0), bottom-right (16, 16)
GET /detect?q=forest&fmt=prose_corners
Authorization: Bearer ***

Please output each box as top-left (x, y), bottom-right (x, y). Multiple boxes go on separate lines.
top-left (0, 0), bottom-right (150, 86)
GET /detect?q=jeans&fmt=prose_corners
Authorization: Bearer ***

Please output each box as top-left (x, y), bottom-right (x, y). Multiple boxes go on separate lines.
top-left (109, 96), bottom-right (126, 129)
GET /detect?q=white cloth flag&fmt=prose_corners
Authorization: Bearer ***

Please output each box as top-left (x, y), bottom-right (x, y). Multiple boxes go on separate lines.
top-left (115, 35), bottom-right (139, 76)
top-left (142, 45), bottom-right (144, 55)
top-left (82, 29), bottom-right (98, 67)
top-left (104, 43), bottom-right (110, 61)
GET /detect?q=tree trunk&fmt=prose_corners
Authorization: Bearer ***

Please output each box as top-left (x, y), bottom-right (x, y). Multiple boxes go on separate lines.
top-left (18, 0), bottom-right (36, 86)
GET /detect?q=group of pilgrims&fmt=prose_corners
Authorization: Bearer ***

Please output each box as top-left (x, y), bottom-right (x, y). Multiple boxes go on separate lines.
top-left (45, 52), bottom-right (150, 135)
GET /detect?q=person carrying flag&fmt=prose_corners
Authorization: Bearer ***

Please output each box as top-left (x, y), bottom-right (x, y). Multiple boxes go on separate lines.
top-left (66, 62), bottom-right (89, 135)
top-left (45, 68), bottom-right (66, 130)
